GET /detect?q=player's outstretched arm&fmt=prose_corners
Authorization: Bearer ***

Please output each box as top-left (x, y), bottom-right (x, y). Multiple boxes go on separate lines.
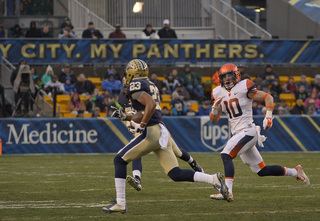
top-left (209, 97), bottom-right (222, 124)
top-left (250, 90), bottom-right (274, 130)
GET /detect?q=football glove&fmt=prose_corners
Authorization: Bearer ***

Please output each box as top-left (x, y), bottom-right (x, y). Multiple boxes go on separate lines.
top-left (111, 106), bottom-right (127, 121)
top-left (130, 120), bottom-right (145, 133)
top-left (263, 110), bottom-right (273, 130)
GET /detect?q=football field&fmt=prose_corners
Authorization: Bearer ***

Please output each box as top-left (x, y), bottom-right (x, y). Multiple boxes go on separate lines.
top-left (0, 152), bottom-right (319, 221)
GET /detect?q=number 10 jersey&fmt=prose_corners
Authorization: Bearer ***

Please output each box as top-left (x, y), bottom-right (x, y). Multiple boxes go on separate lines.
top-left (211, 79), bottom-right (257, 135)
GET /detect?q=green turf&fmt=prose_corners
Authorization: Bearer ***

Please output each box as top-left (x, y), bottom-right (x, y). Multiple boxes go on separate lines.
top-left (0, 153), bottom-right (319, 221)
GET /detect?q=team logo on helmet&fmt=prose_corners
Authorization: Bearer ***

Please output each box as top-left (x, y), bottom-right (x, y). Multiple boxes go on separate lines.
top-left (218, 63), bottom-right (241, 91)
top-left (125, 59), bottom-right (149, 85)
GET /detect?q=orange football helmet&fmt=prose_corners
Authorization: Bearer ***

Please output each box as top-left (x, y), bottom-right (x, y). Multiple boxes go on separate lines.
top-left (218, 63), bottom-right (241, 90)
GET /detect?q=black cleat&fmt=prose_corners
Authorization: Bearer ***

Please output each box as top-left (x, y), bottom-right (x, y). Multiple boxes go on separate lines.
top-left (189, 160), bottom-right (204, 173)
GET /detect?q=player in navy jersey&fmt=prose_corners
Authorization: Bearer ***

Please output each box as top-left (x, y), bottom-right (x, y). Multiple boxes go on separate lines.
top-left (102, 59), bottom-right (231, 214)
top-left (115, 82), bottom-right (205, 192)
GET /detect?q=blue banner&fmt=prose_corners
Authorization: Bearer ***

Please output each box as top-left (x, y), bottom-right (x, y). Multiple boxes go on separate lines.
top-left (0, 116), bottom-right (319, 154)
top-left (1, 39), bottom-right (319, 64)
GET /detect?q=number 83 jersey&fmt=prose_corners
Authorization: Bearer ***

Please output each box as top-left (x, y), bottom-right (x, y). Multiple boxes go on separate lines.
top-left (211, 79), bottom-right (257, 135)
top-left (127, 78), bottom-right (162, 125)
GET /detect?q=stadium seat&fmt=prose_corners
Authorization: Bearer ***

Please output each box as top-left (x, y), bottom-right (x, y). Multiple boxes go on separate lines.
top-left (201, 76), bottom-right (211, 84)
top-left (63, 113), bottom-right (77, 118)
top-left (161, 94), bottom-right (172, 102)
top-left (293, 76), bottom-right (301, 83)
top-left (56, 94), bottom-right (71, 103)
top-left (190, 102), bottom-right (199, 112)
top-left (79, 95), bottom-right (90, 101)
top-left (160, 102), bottom-right (171, 113)
top-left (279, 76), bottom-right (289, 86)
top-left (87, 77), bottom-right (102, 84)
top-left (84, 113), bottom-right (93, 117)
top-left (157, 77), bottom-right (165, 82)
top-left (279, 93), bottom-right (296, 103)
top-left (99, 112), bottom-right (107, 117)
top-left (306, 77), bottom-right (314, 84)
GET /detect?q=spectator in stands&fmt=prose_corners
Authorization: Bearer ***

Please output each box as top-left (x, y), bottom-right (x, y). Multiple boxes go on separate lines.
top-left (197, 100), bottom-right (212, 116)
top-left (11, 60), bottom-right (27, 86)
top-left (59, 63), bottom-right (77, 84)
top-left (25, 21), bottom-right (41, 38)
top-left (238, 64), bottom-right (246, 76)
top-left (150, 72), bottom-right (167, 95)
top-left (75, 73), bottom-right (95, 95)
top-left (64, 76), bottom-right (76, 94)
top-left (85, 88), bottom-right (104, 112)
top-left (275, 99), bottom-right (291, 115)
top-left (158, 19), bottom-right (177, 39)
top-left (161, 106), bottom-right (171, 116)
top-left (295, 85), bottom-right (308, 101)
top-left (92, 107), bottom-right (101, 117)
top-left (101, 71), bottom-right (123, 95)
top-left (290, 99), bottom-right (306, 115)
top-left (311, 74), bottom-right (320, 93)
top-left (173, 83), bottom-right (190, 101)
top-left (211, 70), bottom-right (220, 86)
top-left (252, 100), bottom-right (262, 115)
top-left (82, 22), bottom-right (103, 39)
top-left (104, 65), bottom-right (121, 80)
top-left (241, 74), bottom-right (251, 80)
top-left (67, 92), bottom-right (86, 114)
top-left (171, 68), bottom-right (185, 85)
top-left (30, 66), bottom-right (39, 81)
top-left (254, 74), bottom-right (269, 92)
top-left (58, 24), bottom-right (76, 39)
top-left (9, 24), bottom-right (23, 38)
top-left (60, 17), bottom-right (74, 30)
top-left (108, 24), bottom-right (126, 39)
top-left (277, 106), bottom-right (286, 115)
top-left (262, 64), bottom-right (278, 84)
top-left (186, 102), bottom-right (197, 116)
top-left (42, 65), bottom-right (54, 86)
top-left (164, 72), bottom-right (180, 94)
top-left (77, 110), bottom-right (84, 118)
top-left (43, 75), bottom-right (65, 95)
top-left (180, 64), bottom-right (204, 100)
top-left (141, 24), bottom-right (159, 39)
top-left (101, 91), bottom-right (115, 114)
top-left (305, 88), bottom-right (320, 109)
top-left (270, 79), bottom-right (283, 103)
top-left (171, 91), bottom-right (187, 116)
top-left (306, 99), bottom-right (318, 115)
top-left (297, 75), bottom-right (311, 95)
top-left (283, 77), bottom-right (297, 94)
top-left (41, 25), bottom-right (53, 38)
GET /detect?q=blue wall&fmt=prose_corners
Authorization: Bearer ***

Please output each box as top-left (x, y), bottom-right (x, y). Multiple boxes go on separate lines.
top-left (0, 116), bottom-right (319, 154)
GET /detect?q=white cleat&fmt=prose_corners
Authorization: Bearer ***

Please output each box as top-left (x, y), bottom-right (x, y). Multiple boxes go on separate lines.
top-left (102, 201), bottom-right (127, 214)
top-left (210, 192), bottom-right (234, 202)
top-left (212, 172), bottom-right (231, 202)
top-left (295, 165), bottom-right (310, 186)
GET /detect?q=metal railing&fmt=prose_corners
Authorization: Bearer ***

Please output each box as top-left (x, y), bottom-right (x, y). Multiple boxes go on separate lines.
top-left (38, 90), bottom-right (61, 117)
top-left (215, 0), bottom-right (271, 39)
top-left (70, 0), bottom-right (213, 28)
top-left (68, 0), bottom-right (271, 39)
top-left (1, 57), bottom-right (16, 108)
top-left (68, 0), bottom-right (114, 29)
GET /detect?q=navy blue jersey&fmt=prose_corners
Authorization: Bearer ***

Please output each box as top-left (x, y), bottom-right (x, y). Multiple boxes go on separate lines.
top-left (118, 93), bottom-right (133, 111)
top-left (127, 78), bottom-right (162, 125)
